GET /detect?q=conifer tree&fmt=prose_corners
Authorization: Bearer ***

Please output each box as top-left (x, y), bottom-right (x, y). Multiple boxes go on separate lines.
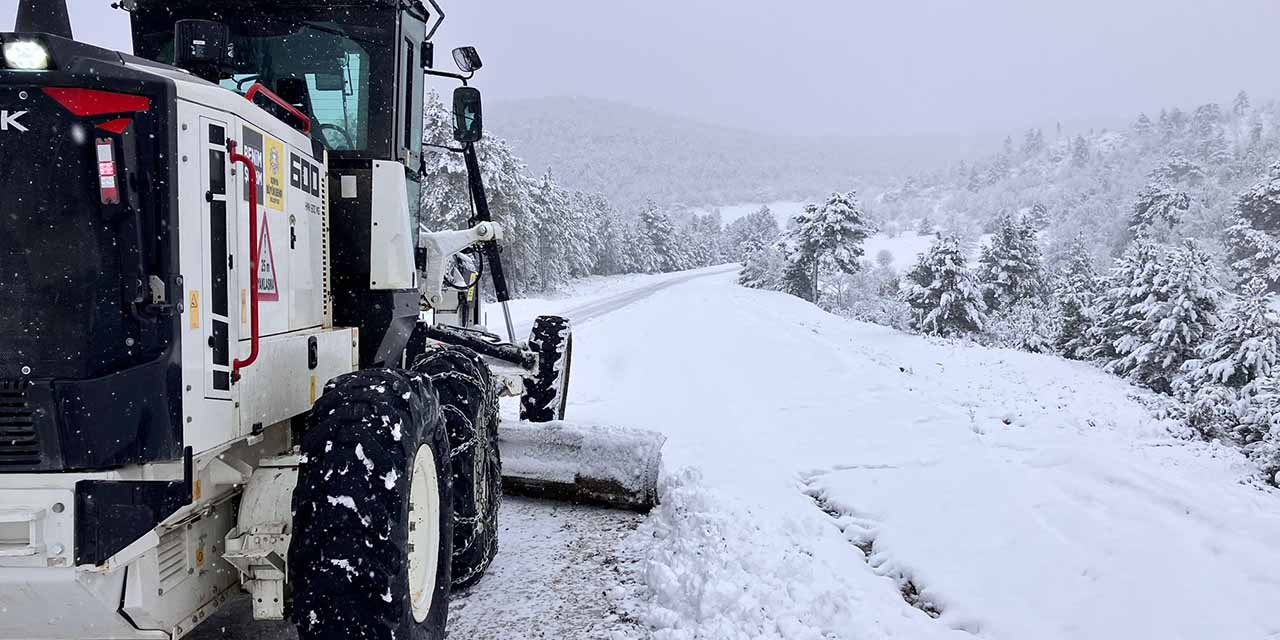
top-left (1070, 135), bottom-right (1090, 168)
top-left (778, 240), bottom-right (816, 302)
top-left (623, 221), bottom-right (659, 274)
top-left (738, 240), bottom-right (782, 290)
top-left (1054, 239), bottom-right (1101, 359)
top-left (1129, 182), bottom-right (1190, 233)
top-left (903, 235), bottom-right (988, 337)
top-left (782, 191), bottom-right (874, 303)
top-left (1181, 279), bottom-right (1280, 391)
top-left (1227, 163), bottom-right (1280, 290)
top-left (1110, 240), bottom-right (1220, 393)
top-left (638, 201), bottom-right (688, 273)
top-left (725, 206), bottom-right (780, 260)
top-left (1087, 236), bottom-right (1164, 364)
top-left (976, 214), bottom-right (1047, 311)
top-left (1233, 90), bottom-right (1251, 118)
top-left (1132, 113), bottom-right (1154, 139)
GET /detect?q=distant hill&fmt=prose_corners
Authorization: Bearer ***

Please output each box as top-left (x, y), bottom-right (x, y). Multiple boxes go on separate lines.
top-left (488, 97), bottom-right (1001, 211)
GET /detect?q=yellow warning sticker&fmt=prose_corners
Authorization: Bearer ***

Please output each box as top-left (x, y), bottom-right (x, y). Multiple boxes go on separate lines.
top-left (265, 136), bottom-right (285, 211)
top-left (189, 290), bottom-right (200, 329)
top-left (310, 374), bottom-right (317, 404)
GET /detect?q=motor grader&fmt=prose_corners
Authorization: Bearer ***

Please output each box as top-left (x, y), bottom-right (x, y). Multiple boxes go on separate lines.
top-left (0, 1), bottom-right (662, 638)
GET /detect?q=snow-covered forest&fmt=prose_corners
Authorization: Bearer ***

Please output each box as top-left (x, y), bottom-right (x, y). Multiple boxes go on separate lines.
top-left (736, 91), bottom-right (1280, 482)
top-left (418, 91), bottom-right (728, 296)
top-left (425, 85), bottom-right (1280, 482)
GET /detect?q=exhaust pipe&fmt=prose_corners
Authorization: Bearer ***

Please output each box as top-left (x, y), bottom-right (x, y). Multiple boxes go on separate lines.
top-left (15, 0), bottom-right (73, 39)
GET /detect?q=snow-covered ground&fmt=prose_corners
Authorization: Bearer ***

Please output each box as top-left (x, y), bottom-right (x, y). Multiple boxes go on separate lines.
top-left (193, 267), bottom-right (1280, 639)
top-left (554, 268), bottom-right (1280, 639)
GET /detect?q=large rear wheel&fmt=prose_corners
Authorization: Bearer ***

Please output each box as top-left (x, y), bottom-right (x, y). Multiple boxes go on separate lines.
top-left (411, 345), bottom-right (501, 589)
top-left (289, 368), bottom-right (454, 640)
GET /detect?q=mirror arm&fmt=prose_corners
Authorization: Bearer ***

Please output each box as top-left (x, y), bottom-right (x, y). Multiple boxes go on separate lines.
top-left (424, 68), bottom-right (473, 86)
top-left (425, 142), bottom-right (465, 154)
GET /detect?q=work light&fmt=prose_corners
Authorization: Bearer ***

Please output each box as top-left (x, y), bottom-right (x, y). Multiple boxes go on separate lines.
top-left (3, 40), bottom-right (50, 70)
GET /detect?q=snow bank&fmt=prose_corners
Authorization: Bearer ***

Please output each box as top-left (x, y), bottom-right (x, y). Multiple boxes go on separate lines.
top-left (629, 469), bottom-right (963, 640)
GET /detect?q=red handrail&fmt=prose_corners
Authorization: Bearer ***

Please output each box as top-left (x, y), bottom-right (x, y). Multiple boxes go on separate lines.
top-left (228, 139), bottom-right (260, 379)
top-left (244, 82), bottom-right (312, 135)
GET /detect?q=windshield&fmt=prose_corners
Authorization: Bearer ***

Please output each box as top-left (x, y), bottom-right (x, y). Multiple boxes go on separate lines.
top-left (220, 21), bottom-right (376, 151)
top-left (131, 5), bottom-right (395, 153)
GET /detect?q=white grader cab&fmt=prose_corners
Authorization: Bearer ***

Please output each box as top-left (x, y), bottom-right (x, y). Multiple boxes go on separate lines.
top-left (0, 1), bottom-right (661, 639)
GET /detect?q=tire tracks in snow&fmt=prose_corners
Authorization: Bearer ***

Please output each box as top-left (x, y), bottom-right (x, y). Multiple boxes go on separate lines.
top-left (800, 469), bottom-right (960, 629)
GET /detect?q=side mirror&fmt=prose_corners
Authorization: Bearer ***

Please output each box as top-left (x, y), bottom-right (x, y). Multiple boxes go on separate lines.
top-left (174, 19), bottom-right (233, 82)
top-left (452, 86), bottom-right (483, 143)
top-left (452, 46), bottom-right (482, 73)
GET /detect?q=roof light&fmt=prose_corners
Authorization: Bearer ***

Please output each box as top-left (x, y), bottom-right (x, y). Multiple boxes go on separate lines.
top-left (3, 40), bottom-right (50, 70)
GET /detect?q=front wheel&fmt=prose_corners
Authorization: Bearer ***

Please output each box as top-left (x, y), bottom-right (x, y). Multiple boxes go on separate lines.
top-left (289, 369), bottom-right (454, 640)
top-left (520, 315), bottom-right (573, 423)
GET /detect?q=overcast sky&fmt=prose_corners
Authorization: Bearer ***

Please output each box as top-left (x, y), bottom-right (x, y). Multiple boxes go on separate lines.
top-left (5, 0), bottom-right (1280, 137)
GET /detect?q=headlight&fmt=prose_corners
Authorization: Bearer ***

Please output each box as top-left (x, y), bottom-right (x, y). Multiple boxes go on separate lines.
top-left (4, 41), bottom-right (51, 71)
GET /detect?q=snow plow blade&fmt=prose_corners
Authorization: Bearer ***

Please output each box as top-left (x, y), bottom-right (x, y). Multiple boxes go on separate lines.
top-left (498, 421), bottom-right (665, 512)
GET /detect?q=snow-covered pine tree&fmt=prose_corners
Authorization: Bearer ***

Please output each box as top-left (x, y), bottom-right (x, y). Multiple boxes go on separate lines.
top-left (1233, 90), bottom-right (1252, 118)
top-left (1070, 135), bottom-right (1090, 168)
top-left (1086, 236), bottom-right (1164, 364)
top-left (1054, 239), bottom-right (1101, 359)
top-left (622, 220), bottom-right (658, 274)
top-left (1026, 201), bottom-right (1050, 229)
top-left (591, 198), bottom-right (628, 276)
top-left (637, 201), bottom-right (688, 273)
top-left (1233, 380), bottom-right (1280, 483)
top-left (916, 216), bottom-right (934, 235)
top-left (528, 169), bottom-right (574, 291)
top-left (738, 239), bottom-right (783, 290)
top-left (783, 191), bottom-right (875, 303)
top-left (1133, 113), bottom-right (1155, 140)
top-left (1181, 279), bottom-right (1280, 391)
top-left (778, 240), bottom-right (816, 302)
top-left (1021, 128), bottom-right (1045, 156)
top-left (687, 213), bottom-right (724, 267)
top-left (1152, 152), bottom-right (1207, 188)
top-left (976, 213), bottom-right (1047, 311)
top-left (724, 206), bottom-right (780, 261)
top-left (903, 235), bottom-right (988, 337)
top-left (1110, 240), bottom-right (1221, 393)
top-left (1129, 182), bottom-right (1190, 234)
top-left (1227, 162), bottom-right (1280, 289)
top-left (1191, 103), bottom-right (1229, 164)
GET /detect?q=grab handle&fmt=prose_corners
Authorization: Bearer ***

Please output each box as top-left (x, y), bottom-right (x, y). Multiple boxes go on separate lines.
top-left (228, 140), bottom-right (260, 379)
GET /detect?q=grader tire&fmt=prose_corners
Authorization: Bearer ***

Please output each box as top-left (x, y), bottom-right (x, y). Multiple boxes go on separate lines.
top-left (412, 345), bottom-right (502, 589)
top-left (520, 315), bottom-right (573, 423)
top-left (289, 369), bottom-right (454, 640)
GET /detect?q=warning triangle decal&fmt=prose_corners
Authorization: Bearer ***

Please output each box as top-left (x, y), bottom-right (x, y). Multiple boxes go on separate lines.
top-left (257, 217), bottom-right (280, 302)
